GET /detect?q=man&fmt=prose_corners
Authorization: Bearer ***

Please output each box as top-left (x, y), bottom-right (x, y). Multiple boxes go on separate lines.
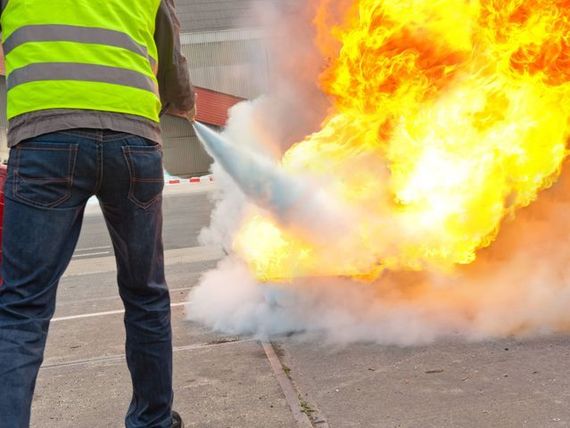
top-left (0, 0), bottom-right (195, 427)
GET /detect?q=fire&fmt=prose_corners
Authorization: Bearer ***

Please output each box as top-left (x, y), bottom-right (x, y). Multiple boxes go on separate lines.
top-left (235, 0), bottom-right (570, 281)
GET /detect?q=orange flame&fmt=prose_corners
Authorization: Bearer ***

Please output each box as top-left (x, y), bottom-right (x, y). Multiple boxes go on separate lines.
top-left (235, 0), bottom-right (570, 281)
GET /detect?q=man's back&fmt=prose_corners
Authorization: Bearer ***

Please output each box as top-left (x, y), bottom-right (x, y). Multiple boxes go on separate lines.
top-left (0, 1), bottom-right (193, 427)
top-left (2, 0), bottom-right (161, 127)
top-left (1, 0), bottom-right (194, 147)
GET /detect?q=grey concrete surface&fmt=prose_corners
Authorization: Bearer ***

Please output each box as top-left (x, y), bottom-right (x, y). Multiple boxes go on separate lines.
top-left (34, 341), bottom-right (295, 428)
top-left (28, 186), bottom-right (570, 428)
top-left (277, 337), bottom-right (570, 428)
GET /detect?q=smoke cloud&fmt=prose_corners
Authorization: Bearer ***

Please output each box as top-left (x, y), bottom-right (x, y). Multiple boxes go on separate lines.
top-left (190, 162), bottom-right (570, 345)
top-left (186, 0), bottom-right (570, 345)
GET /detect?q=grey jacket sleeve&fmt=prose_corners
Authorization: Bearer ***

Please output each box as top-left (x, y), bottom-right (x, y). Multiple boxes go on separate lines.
top-left (155, 0), bottom-right (195, 116)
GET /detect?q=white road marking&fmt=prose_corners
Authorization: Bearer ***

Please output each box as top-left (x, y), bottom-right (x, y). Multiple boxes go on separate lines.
top-left (41, 338), bottom-right (252, 370)
top-left (51, 301), bottom-right (187, 322)
top-left (75, 245), bottom-right (112, 252)
top-left (57, 286), bottom-right (195, 306)
top-left (72, 251), bottom-right (111, 259)
top-left (64, 245), bottom-right (224, 277)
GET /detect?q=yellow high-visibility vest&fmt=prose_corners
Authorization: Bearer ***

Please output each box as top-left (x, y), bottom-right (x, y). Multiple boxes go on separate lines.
top-left (1, 0), bottom-right (162, 122)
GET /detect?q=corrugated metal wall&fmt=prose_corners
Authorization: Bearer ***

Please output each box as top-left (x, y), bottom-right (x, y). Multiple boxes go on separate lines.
top-left (174, 0), bottom-right (302, 33)
top-left (161, 115), bottom-right (214, 177)
top-left (162, 30), bottom-right (270, 175)
top-left (182, 30), bottom-right (269, 99)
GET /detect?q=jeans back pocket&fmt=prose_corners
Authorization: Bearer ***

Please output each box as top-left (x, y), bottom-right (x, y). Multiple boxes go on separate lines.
top-left (122, 144), bottom-right (164, 209)
top-left (14, 142), bottom-right (79, 208)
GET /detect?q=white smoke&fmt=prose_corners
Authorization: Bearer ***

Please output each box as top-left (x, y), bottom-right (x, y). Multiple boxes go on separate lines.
top-left (187, 98), bottom-right (570, 344)
top-left (186, 1), bottom-right (570, 345)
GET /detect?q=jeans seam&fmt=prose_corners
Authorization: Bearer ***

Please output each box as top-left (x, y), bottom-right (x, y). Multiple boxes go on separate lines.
top-left (104, 134), bottom-right (140, 143)
top-left (17, 147), bottom-right (75, 151)
top-left (95, 142), bottom-right (103, 194)
top-left (122, 147), bottom-right (141, 208)
top-left (105, 134), bottom-right (159, 144)
top-left (122, 147), bottom-right (163, 210)
top-left (13, 186), bottom-right (72, 209)
top-left (13, 146), bottom-right (78, 209)
top-left (68, 145), bottom-right (77, 190)
top-left (16, 177), bottom-right (69, 182)
top-left (14, 146), bottom-right (21, 201)
top-left (127, 147), bottom-right (163, 154)
top-left (59, 130), bottom-right (99, 140)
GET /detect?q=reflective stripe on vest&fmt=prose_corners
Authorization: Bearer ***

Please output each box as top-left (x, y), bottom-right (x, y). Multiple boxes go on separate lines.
top-left (1, 0), bottom-right (162, 122)
top-left (3, 25), bottom-right (157, 70)
top-left (8, 63), bottom-right (156, 93)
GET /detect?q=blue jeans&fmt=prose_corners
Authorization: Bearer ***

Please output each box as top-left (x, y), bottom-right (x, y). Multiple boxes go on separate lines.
top-left (0, 130), bottom-right (173, 428)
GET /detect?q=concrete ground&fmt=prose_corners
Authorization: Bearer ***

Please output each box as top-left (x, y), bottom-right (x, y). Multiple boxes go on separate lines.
top-left (278, 337), bottom-right (570, 428)
top-left (31, 183), bottom-right (570, 427)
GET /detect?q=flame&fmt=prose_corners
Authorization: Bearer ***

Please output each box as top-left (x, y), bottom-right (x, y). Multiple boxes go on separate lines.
top-left (235, 0), bottom-right (570, 282)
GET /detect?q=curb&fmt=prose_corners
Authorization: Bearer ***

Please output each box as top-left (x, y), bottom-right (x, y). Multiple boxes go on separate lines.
top-left (262, 342), bottom-right (315, 428)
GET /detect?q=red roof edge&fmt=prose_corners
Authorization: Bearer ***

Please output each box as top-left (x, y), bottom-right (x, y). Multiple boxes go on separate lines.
top-left (193, 86), bottom-right (245, 127)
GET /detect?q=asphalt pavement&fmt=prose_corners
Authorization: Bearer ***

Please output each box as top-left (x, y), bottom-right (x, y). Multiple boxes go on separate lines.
top-left (30, 183), bottom-right (570, 428)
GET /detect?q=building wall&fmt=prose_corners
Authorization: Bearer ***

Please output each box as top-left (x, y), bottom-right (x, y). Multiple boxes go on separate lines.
top-left (175, 0), bottom-right (267, 32)
top-left (161, 115), bottom-right (214, 177)
top-left (182, 29), bottom-right (269, 99)
top-left (162, 29), bottom-right (270, 176)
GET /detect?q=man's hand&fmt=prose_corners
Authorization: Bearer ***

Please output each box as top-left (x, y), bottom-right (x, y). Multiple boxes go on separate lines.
top-left (186, 103), bottom-right (197, 122)
top-left (187, 92), bottom-right (198, 122)
top-left (165, 93), bottom-right (197, 122)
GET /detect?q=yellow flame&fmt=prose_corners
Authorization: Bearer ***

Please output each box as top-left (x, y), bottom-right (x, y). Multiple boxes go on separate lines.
top-left (235, 0), bottom-right (570, 281)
